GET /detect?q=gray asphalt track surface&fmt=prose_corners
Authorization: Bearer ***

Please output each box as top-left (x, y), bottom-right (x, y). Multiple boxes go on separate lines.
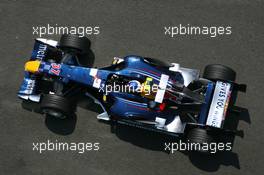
top-left (0, 0), bottom-right (263, 174)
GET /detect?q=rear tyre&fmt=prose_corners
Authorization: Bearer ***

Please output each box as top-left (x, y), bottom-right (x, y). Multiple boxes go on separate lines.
top-left (203, 64), bottom-right (236, 82)
top-left (187, 128), bottom-right (214, 153)
top-left (59, 34), bottom-right (94, 67)
top-left (40, 94), bottom-right (76, 119)
top-left (77, 49), bottom-right (94, 67)
top-left (59, 34), bottom-right (90, 53)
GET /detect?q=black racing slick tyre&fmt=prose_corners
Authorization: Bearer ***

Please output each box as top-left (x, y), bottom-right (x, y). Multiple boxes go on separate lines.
top-left (203, 64), bottom-right (236, 82)
top-left (187, 128), bottom-right (214, 153)
top-left (40, 94), bottom-right (76, 119)
top-left (59, 34), bottom-right (91, 53)
top-left (59, 34), bottom-right (94, 67)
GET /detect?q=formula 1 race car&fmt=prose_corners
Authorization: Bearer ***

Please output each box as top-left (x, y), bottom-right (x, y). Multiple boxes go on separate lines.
top-left (18, 35), bottom-right (246, 152)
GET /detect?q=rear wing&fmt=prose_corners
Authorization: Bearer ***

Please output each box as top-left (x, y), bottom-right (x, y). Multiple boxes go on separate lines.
top-left (18, 38), bottom-right (59, 101)
top-left (30, 38), bottom-right (58, 61)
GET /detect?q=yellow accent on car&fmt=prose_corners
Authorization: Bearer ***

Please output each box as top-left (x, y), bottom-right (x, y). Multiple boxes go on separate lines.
top-left (142, 77), bottom-right (153, 92)
top-left (141, 77), bottom-right (155, 99)
top-left (146, 77), bottom-right (152, 82)
top-left (112, 59), bottom-right (117, 65)
top-left (103, 95), bottom-right (107, 102)
top-left (25, 61), bottom-right (41, 73)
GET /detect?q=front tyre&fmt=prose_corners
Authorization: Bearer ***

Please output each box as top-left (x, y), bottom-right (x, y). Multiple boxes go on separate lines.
top-left (40, 94), bottom-right (76, 119)
top-left (203, 64), bottom-right (236, 82)
top-left (187, 128), bottom-right (214, 154)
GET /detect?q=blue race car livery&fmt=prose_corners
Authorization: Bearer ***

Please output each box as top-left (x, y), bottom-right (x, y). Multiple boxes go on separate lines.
top-left (18, 35), bottom-right (246, 153)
